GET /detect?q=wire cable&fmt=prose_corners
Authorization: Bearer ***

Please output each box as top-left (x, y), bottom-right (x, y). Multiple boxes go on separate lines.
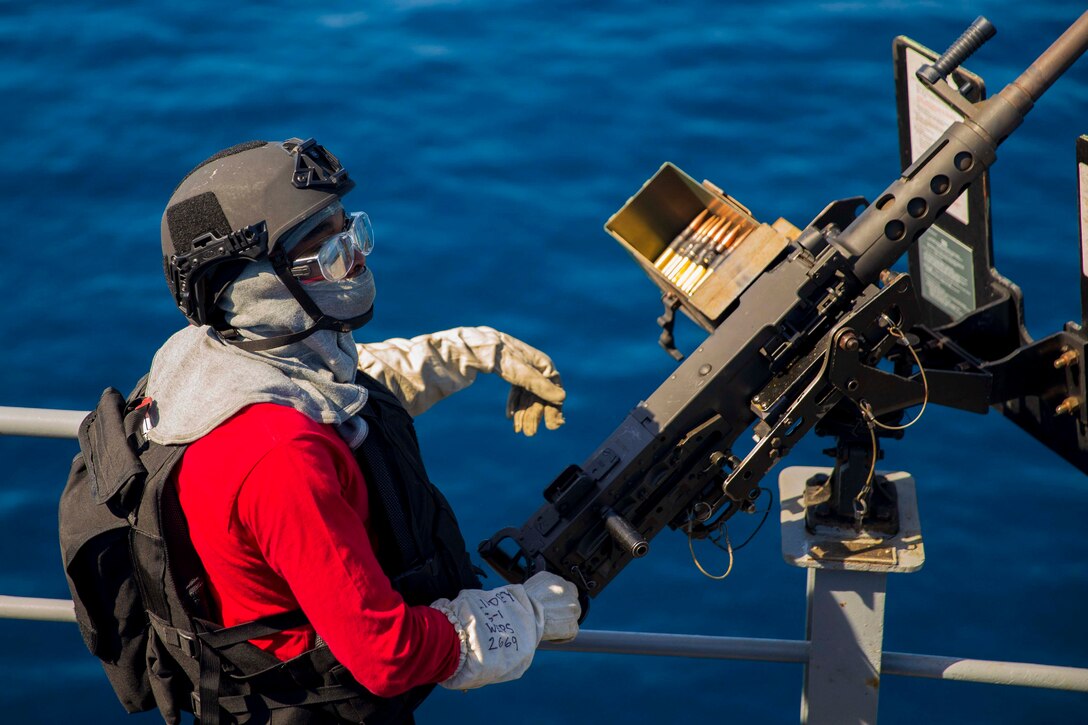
top-left (732, 487), bottom-right (773, 552)
top-left (852, 317), bottom-right (928, 522)
top-left (862, 321), bottom-right (929, 431)
top-left (852, 421), bottom-right (879, 522)
top-left (688, 515), bottom-right (733, 580)
top-left (686, 486), bottom-right (774, 579)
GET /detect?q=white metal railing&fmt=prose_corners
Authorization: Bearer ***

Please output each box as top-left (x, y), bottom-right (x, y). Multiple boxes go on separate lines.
top-left (0, 406), bottom-right (85, 438)
top-left (5, 404), bottom-right (1088, 719)
top-left (2, 593), bottom-right (1086, 693)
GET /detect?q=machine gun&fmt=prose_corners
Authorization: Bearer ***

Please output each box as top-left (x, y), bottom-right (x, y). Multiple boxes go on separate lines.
top-left (479, 14), bottom-right (1088, 604)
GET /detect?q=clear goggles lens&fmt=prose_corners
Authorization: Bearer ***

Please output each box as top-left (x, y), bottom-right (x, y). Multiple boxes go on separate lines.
top-left (292, 211), bottom-right (374, 283)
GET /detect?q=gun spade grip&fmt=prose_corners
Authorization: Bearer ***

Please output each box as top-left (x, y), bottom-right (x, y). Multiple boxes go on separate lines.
top-left (920, 16), bottom-right (996, 83)
top-left (603, 507), bottom-right (649, 558)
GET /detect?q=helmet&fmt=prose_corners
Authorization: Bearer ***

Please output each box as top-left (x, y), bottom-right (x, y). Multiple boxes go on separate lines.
top-left (162, 138), bottom-right (371, 351)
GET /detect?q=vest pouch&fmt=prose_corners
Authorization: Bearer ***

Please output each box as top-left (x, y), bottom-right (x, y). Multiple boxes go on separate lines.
top-left (58, 388), bottom-right (156, 713)
top-left (59, 513), bottom-right (154, 712)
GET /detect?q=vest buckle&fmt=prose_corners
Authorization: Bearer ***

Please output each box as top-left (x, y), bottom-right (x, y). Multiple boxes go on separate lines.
top-left (178, 630), bottom-right (198, 658)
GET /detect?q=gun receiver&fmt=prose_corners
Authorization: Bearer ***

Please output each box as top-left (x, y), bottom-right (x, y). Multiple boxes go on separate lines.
top-left (480, 14), bottom-right (1088, 602)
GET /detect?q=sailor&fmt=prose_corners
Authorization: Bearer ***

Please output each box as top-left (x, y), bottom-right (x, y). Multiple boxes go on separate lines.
top-left (145, 138), bottom-right (580, 722)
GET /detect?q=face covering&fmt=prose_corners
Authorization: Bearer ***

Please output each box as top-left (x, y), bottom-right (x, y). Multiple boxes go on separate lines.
top-left (145, 256), bottom-right (377, 447)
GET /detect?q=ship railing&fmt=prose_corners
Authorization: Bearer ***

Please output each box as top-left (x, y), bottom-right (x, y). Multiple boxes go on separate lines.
top-left (4, 405), bottom-right (1087, 723)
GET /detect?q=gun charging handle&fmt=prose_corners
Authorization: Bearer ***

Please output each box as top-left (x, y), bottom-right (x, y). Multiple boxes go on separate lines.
top-left (918, 16), bottom-right (996, 85)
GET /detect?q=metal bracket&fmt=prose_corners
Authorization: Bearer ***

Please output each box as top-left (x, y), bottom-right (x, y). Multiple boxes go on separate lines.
top-left (723, 274), bottom-right (922, 503)
top-left (657, 293), bottom-right (684, 361)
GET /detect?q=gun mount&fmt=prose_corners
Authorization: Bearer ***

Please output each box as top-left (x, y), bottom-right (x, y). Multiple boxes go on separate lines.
top-left (480, 14), bottom-right (1088, 608)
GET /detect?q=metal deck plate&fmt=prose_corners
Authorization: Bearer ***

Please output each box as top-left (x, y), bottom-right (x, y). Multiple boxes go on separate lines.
top-left (779, 466), bottom-right (925, 573)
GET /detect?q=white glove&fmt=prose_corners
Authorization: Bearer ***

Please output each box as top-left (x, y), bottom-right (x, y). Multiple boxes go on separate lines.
top-left (431, 572), bottom-right (581, 690)
top-left (356, 326), bottom-right (565, 436)
top-left (524, 571), bottom-right (580, 643)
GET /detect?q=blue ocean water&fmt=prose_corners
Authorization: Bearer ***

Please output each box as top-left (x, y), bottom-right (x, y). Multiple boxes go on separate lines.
top-left (1, 0), bottom-right (1086, 722)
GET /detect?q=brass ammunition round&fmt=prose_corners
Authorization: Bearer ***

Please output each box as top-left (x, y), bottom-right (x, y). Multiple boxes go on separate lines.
top-left (662, 254), bottom-right (685, 278)
top-left (688, 269), bottom-right (711, 295)
top-left (702, 218), bottom-right (736, 262)
top-left (675, 263), bottom-right (705, 291)
top-left (676, 210), bottom-right (712, 249)
top-left (659, 209), bottom-right (710, 276)
top-left (673, 262), bottom-right (695, 288)
top-left (669, 262), bottom-right (694, 286)
top-left (684, 216), bottom-right (725, 263)
top-left (688, 224), bottom-right (756, 295)
top-left (673, 254), bottom-right (705, 288)
top-left (681, 272), bottom-right (701, 295)
top-left (654, 248), bottom-right (675, 270)
top-left (666, 216), bottom-right (719, 279)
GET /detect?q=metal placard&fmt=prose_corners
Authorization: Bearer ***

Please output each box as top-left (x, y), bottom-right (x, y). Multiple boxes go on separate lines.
top-left (917, 226), bottom-right (976, 319)
top-left (894, 36), bottom-right (993, 328)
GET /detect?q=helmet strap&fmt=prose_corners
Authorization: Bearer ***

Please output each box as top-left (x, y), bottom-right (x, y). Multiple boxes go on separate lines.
top-left (218, 246), bottom-right (373, 353)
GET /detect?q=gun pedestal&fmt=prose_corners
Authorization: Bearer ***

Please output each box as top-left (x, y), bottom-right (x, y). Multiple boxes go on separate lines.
top-left (779, 466), bottom-right (924, 725)
top-left (805, 417), bottom-right (903, 537)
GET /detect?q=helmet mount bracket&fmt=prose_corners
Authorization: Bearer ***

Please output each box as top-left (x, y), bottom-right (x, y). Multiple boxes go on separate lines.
top-left (167, 222), bottom-right (269, 325)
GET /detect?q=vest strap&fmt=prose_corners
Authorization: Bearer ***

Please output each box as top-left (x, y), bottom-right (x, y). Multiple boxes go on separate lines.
top-left (195, 609), bottom-right (309, 650)
top-left (149, 609), bottom-right (309, 660)
top-left (218, 684), bottom-right (363, 716)
top-left (199, 637), bottom-right (223, 725)
top-left (148, 613), bottom-right (198, 658)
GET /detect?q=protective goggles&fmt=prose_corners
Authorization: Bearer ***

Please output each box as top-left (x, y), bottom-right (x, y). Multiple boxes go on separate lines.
top-left (289, 211), bottom-right (374, 283)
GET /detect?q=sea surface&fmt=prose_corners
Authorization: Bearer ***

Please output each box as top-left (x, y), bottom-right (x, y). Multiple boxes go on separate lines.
top-left (1, 1), bottom-right (1087, 723)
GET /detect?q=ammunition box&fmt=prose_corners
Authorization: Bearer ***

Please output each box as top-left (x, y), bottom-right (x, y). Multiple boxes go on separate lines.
top-left (605, 162), bottom-right (796, 332)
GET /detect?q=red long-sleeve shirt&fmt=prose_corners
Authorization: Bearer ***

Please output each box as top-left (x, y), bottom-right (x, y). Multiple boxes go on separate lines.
top-left (174, 402), bottom-right (461, 698)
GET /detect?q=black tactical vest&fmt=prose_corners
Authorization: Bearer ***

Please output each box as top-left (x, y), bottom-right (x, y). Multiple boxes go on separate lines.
top-left (59, 372), bottom-right (481, 724)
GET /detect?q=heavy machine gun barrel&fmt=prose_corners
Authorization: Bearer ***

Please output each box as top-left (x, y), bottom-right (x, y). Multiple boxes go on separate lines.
top-left (480, 13), bottom-right (1088, 604)
top-left (841, 12), bottom-right (1088, 283)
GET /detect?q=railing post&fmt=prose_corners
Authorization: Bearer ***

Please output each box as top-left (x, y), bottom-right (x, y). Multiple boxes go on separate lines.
top-left (802, 567), bottom-right (887, 723)
top-left (780, 467), bottom-right (926, 725)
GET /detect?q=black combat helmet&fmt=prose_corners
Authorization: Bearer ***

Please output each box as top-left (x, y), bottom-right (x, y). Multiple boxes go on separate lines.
top-left (162, 138), bottom-right (371, 351)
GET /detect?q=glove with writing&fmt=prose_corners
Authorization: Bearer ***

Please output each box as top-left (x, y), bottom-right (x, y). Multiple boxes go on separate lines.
top-left (430, 572), bottom-right (581, 690)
